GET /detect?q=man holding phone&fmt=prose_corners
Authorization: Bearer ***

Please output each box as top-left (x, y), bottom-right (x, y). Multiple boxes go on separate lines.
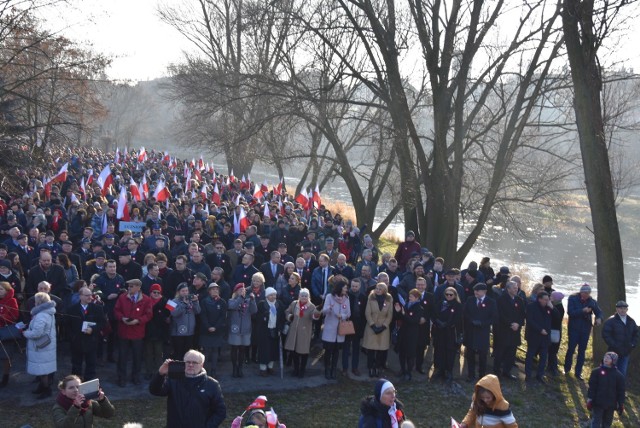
top-left (150, 349), bottom-right (227, 428)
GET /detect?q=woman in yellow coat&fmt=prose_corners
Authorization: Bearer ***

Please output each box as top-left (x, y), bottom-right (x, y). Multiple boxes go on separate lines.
top-left (460, 374), bottom-right (518, 428)
top-left (361, 283), bottom-right (394, 378)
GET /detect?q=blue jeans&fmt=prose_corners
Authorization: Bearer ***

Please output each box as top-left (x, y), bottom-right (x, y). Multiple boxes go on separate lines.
top-left (616, 355), bottom-right (629, 376)
top-left (564, 328), bottom-right (590, 376)
top-left (525, 341), bottom-right (548, 378)
top-left (342, 336), bottom-right (360, 371)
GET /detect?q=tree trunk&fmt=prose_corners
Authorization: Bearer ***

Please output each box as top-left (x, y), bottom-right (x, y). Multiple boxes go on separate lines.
top-left (562, 0), bottom-right (625, 360)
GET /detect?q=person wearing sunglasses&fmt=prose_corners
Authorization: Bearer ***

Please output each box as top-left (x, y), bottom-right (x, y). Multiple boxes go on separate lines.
top-left (431, 286), bottom-right (462, 382)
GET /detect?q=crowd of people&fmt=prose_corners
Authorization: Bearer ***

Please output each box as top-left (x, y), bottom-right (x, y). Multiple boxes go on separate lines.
top-left (0, 146), bottom-right (636, 427)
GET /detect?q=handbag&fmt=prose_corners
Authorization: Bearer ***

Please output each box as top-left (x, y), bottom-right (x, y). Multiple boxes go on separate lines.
top-left (281, 323), bottom-right (290, 335)
top-left (550, 329), bottom-right (561, 344)
top-left (338, 320), bottom-right (355, 336)
top-left (34, 313), bottom-right (55, 350)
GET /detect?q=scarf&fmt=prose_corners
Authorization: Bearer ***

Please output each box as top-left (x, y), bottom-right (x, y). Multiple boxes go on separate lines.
top-left (388, 402), bottom-right (399, 428)
top-left (299, 302), bottom-right (306, 318)
top-left (56, 391), bottom-right (90, 415)
top-left (267, 300), bottom-right (277, 329)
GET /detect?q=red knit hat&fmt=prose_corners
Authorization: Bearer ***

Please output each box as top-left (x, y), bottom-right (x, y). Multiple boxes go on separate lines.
top-left (149, 283), bottom-right (162, 294)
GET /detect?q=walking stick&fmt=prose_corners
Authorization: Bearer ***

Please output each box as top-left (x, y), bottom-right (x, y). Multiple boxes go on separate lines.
top-left (279, 335), bottom-right (284, 379)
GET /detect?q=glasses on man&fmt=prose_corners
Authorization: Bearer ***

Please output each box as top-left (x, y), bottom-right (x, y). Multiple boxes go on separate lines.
top-left (151, 291), bottom-right (161, 294)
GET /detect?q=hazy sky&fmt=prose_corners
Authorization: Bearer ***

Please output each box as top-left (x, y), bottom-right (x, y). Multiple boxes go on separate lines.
top-left (42, 0), bottom-right (640, 82)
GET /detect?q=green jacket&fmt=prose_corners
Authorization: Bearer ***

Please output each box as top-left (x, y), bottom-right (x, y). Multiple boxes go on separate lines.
top-left (52, 396), bottom-right (115, 428)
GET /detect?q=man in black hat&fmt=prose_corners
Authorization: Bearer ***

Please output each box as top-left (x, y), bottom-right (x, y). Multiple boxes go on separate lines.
top-left (462, 282), bottom-right (498, 382)
top-left (117, 249), bottom-right (143, 282)
top-left (602, 300), bottom-right (638, 376)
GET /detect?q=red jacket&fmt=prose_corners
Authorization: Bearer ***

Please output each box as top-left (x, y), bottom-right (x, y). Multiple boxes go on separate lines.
top-left (114, 292), bottom-right (153, 340)
top-left (0, 287), bottom-right (19, 327)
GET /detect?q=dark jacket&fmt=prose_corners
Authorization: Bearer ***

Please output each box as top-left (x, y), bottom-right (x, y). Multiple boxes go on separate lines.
top-left (66, 302), bottom-right (105, 352)
top-left (149, 371), bottom-right (227, 428)
top-left (396, 301), bottom-right (423, 354)
top-left (165, 268), bottom-right (194, 299)
top-left (25, 264), bottom-right (68, 299)
top-left (525, 301), bottom-right (558, 348)
top-left (231, 263), bottom-right (258, 288)
top-left (495, 292), bottom-right (526, 348)
top-left (146, 297), bottom-right (171, 341)
top-left (359, 396), bottom-right (405, 428)
top-left (117, 261), bottom-right (143, 283)
top-left (259, 261), bottom-right (284, 288)
top-left (602, 313), bottom-right (639, 357)
top-left (462, 296), bottom-right (498, 352)
top-left (567, 293), bottom-right (603, 334)
top-left (348, 289), bottom-right (367, 338)
top-left (278, 283), bottom-right (300, 309)
top-left (199, 296), bottom-right (227, 348)
top-left (588, 365), bottom-right (625, 409)
top-left (94, 272), bottom-right (126, 317)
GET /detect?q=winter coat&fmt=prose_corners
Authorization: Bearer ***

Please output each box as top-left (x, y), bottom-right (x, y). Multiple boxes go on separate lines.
top-left (321, 293), bottom-right (351, 343)
top-left (113, 292), bottom-right (153, 340)
top-left (66, 302), bottom-right (105, 353)
top-left (146, 297), bottom-right (171, 341)
top-left (602, 313), bottom-right (639, 357)
top-left (256, 299), bottom-right (286, 363)
top-left (359, 396), bottom-right (405, 428)
top-left (567, 294), bottom-right (603, 334)
top-left (52, 395), bottom-right (115, 428)
top-left (495, 293), bottom-right (526, 349)
top-left (462, 374), bottom-right (518, 427)
top-left (149, 370), bottom-right (227, 428)
top-left (227, 296), bottom-right (257, 343)
top-left (23, 301), bottom-right (57, 375)
top-left (170, 298), bottom-right (201, 337)
top-left (94, 272), bottom-right (126, 317)
top-left (284, 300), bottom-right (316, 354)
top-left (463, 296), bottom-right (498, 352)
top-left (0, 286), bottom-right (19, 327)
top-left (362, 292), bottom-right (394, 351)
top-left (348, 290), bottom-right (367, 338)
top-left (199, 296), bottom-right (227, 348)
top-left (525, 301), bottom-right (557, 349)
top-left (396, 301), bottom-right (424, 355)
top-left (588, 365), bottom-right (625, 409)
top-left (278, 283), bottom-right (300, 309)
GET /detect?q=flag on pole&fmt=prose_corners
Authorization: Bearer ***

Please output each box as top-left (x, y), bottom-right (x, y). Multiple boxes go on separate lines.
top-left (86, 169), bottom-right (94, 186)
top-left (116, 186), bottom-right (130, 220)
top-left (264, 203), bottom-right (270, 218)
top-left (212, 183), bottom-right (221, 205)
top-left (153, 180), bottom-right (171, 202)
top-left (137, 147), bottom-right (147, 162)
top-left (312, 184), bottom-right (321, 208)
top-left (295, 189), bottom-right (308, 208)
top-left (261, 180), bottom-right (269, 194)
top-left (79, 177), bottom-right (86, 200)
top-left (234, 206), bottom-right (249, 234)
top-left (253, 184), bottom-right (263, 200)
top-left (274, 177), bottom-right (283, 196)
top-left (130, 178), bottom-right (142, 202)
top-left (451, 418), bottom-right (462, 428)
top-left (200, 183), bottom-right (208, 200)
top-left (165, 300), bottom-right (178, 312)
top-left (141, 174), bottom-right (149, 200)
top-left (96, 165), bottom-right (113, 196)
top-left (51, 162), bottom-right (68, 184)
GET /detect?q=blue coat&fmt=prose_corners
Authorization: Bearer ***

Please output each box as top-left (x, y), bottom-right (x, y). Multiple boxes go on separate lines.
top-left (567, 294), bottom-right (603, 334)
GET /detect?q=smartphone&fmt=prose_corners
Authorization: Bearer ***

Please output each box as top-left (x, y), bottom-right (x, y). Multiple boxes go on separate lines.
top-left (168, 361), bottom-right (185, 379)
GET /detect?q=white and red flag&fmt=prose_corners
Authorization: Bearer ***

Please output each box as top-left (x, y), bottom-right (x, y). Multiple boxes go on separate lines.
top-left (130, 178), bottom-right (142, 202)
top-left (96, 165), bottom-right (113, 196)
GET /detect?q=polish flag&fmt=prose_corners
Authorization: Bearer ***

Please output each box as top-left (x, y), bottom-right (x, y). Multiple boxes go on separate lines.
top-left (96, 165), bottom-right (113, 196)
top-left (79, 176), bottom-right (86, 199)
top-left (51, 162), bottom-right (68, 184)
top-left (295, 189), bottom-right (308, 208)
top-left (260, 180), bottom-right (269, 194)
top-left (130, 178), bottom-right (142, 202)
top-left (198, 155), bottom-right (204, 171)
top-left (234, 206), bottom-right (250, 234)
top-left (86, 169), bottom-right (94, 186)
top-left (212, 183), bottom-right (221, 205)
top-left (43, 175), bottom-right (52, 199)
top-left (312, 184), bottom-right (321, 208)
top-left (70, 192), bottom-right (79, 204)
top-left (279, 199), bottom-right (285, 217)
top-left (141, 174), bottom-right (149, 200)
top-left (190, 158), bottom-right (195, 169)
top-left (194, 168), bottom-right (202, 183)
top-left (240, 175), bottom-right (248, 190)
top-left (229, 169), bottom-right (235, 182)
top-left (153, 180), bottom-right (171, 202)
top-left (253, 184), bottom-right (263, 200)
top-left (264, 203), bottom-right (270, 218)
top-left (165, 300), bottom-right (178, 312)
top-left (137, 147), bottom-right (147, 162)
top-left (451, 418), bottom-right (462, 428)
top-left (163, 151), bottom-right (170, 163)
top-left (273, 178), bottom-right (283, 196)
top-left (200, 183), bottom-right (208, 200)
top-left (116, 186), bottom-right (130, 221)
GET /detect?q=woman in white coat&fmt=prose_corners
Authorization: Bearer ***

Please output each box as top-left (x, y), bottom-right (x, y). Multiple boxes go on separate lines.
top-left (23, 292), bottom-right (57, 399)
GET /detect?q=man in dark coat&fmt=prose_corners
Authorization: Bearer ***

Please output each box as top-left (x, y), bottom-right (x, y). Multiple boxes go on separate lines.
top-left (165, 255), bottom-right (194, 299)
top-left (259, 251), bottom-right (283, 288)
top-left (493, 280), bottom-right (526, 379)
top-left (564, 284), bottom-right (603, 380)
top-left (199, 283), bottom-right (227, 377)
top-left (25, 249), bottom-right (67, 299)
top-left (415, 277), bottom-right (435, 375)
top-left (343, 278), bottom-right (367, 376)
top-left (205, 241), bottom-right (232, 280)
top-left (462, 283), bottom-right (498, 381)
top-left (525, 291), bottom-right (559, 383)
top-left (232, 253), bottom-right (259, 288)
top-left (602, 300), bottom-right (639, 376)
top-left (117, 249), bottom-right (143, 282)
top-left (150, 350), bottom-right (227, 428)
top-left (66, 286), bottom-right (105, 381)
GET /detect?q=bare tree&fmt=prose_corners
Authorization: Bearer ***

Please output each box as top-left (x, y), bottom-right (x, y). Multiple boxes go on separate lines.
top-left (561, 0), bottom-right (636, 357)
